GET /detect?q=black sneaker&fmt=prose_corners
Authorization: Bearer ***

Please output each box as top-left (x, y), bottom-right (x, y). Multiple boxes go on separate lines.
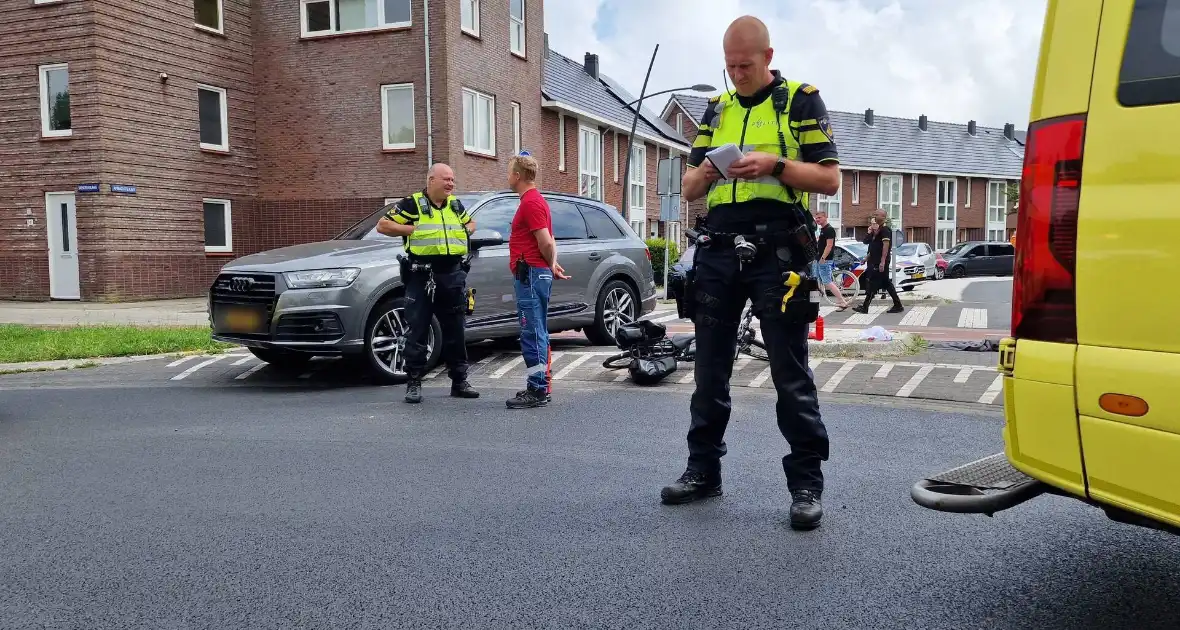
top-left (451, 380), bottom-right (480, 399)
top-left (506, 387), bottom-right (548, 409)
top-left (852, 305), bottom-right (869, 314)
top-left (660, 469), bottom-right (723, 505)
top-left (789, 489), bottom-right (823, 530)
top-left (887, 304), bottom-right (904, 314)
top-left (514, 388), bottom-right (551, 403)
top-left (404, 379), bottom-right (422, 404)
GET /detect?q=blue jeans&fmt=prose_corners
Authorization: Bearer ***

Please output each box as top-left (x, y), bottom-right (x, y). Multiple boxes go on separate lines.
top-left (810, 260), bottom-right (834, 285)
top-left (514, 266), bottom-right (553, 392)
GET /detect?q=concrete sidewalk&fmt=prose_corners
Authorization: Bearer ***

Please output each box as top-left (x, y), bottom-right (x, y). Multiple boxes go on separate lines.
top-left (0, 298), bottom-right (210, 327)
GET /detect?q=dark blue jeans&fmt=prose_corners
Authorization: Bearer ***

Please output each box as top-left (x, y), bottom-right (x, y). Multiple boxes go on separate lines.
top-left (514, 266), bottom-right (553, 392)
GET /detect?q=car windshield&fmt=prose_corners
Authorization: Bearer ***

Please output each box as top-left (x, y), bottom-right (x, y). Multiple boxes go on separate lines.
top-left (896, 244), bottom-right (920, 256)
top-left (840, 242), bottom-right (868, 259)
top-left (944, 242), bottom-right (971, 256)
top-left (334, 194), bottom-right (490, 241)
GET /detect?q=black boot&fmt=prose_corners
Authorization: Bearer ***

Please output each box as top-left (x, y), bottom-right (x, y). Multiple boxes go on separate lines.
top-left (506, 387), bottom-right (548, 409)
top-left (451, 380), bottom-right (480, 399)
top-left (789, 489), bottom-right (823, 530)
top-left (660, 469), bottom-right (723, 505)
top-left (514, 388), bottom-right (551, 403)
top-left (404, 379), bottom-right (423, 404)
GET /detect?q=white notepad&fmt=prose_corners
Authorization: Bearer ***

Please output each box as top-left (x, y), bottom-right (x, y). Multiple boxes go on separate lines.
top-left (704, 143), bottom-right (744, 178)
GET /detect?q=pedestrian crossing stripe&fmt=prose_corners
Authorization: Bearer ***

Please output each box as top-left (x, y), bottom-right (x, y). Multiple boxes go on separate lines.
top-left (639, 303), bottom-right (1001, 330)
top-left (159, 351), bottom-right (1005, 406)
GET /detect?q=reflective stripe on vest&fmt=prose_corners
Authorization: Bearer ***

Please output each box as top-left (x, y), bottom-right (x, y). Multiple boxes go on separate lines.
top-left (704, 80), bottom-right (805, 210)
top-left (406, 192), bottom-right (469, 257)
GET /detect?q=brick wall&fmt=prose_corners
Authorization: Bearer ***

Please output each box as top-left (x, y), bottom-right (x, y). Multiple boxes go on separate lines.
top-left (0, 1), bottom-right (99, 299)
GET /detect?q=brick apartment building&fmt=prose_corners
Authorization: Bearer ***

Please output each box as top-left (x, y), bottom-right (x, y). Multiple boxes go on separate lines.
top-left (663, 94), bottom-right (1027, 252)
top-left (1, 0), bottom-right (544, 302)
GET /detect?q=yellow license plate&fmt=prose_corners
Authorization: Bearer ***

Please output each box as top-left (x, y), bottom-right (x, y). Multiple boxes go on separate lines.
top-left (221, 307), bottom-right (264, 333)
top-left (911, 272), bottom-right (925, 279)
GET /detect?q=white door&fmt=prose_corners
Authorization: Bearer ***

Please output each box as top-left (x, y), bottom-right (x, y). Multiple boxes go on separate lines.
top-left (45, 192), bottom-right (80, 300)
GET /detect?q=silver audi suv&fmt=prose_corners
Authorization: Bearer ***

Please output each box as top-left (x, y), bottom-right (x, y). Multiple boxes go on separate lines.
top-left (208, 190), bottom-right (657, 382)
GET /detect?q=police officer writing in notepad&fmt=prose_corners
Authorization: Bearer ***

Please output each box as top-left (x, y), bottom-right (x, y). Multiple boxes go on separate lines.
top-left (376, 163), bottom-right (480, 404)
top-left (660, 16), bottom-right (840, 531)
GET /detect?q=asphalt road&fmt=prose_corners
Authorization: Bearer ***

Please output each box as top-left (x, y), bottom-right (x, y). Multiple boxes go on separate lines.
top-left (2, 381), bottom-right (1177, 629)
top-left (961, 278), bottom-right (1013, 305)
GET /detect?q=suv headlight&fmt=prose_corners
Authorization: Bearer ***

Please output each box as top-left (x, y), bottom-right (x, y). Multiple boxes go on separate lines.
top-left (284, 268), bottom-right (361, 289)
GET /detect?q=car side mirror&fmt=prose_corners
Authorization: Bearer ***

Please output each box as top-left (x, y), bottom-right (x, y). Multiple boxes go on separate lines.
top-left (469, 229), bottom-right (504, 250)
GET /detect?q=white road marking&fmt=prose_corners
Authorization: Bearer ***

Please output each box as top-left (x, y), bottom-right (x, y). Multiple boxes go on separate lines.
top-left (844, 304), bottom-right (888, 325)
top-left (954, 367), bottom-right (974, 384)
top-left (899, 306), bottom-right (936, 327)
top-left (166, 356), bottom-right (195, 368)
top-left (553, 353), bottom-right (593, 380)
top-left (896, 365), bottom-right (935, 397)
top-left (747, 366), bottom-right (772, 388)
top-left (650, 313), bottom-right (683, 324)
top-left (821, 361), bottom-right (861, 393)
top-left (732, 357), bottom-right (752, 376)
top-left (424, 365), bottom-right (445, 380)
top-left (809, 358), bottom-right (824, 370)
top-left (678, 370), bottom-right (695, 384)
top-left (957, 308), bottom-right (988, 329)
top-left (235, 363), bottom-right (267, 380)
top-left (231, 355), bottom-right (254, 366)
top-left (613, 370), bottom-right (629, 382)
top-left (978, 374), bottom-right (1004, 404)
top-left (874, 363), bottom-right (894, 378)
top-left (491, 356), bottom-right (524, 379)
top-left (170, 355), bottom-right (226, 380)
top-left (819, 305), bottom-right (837, 318)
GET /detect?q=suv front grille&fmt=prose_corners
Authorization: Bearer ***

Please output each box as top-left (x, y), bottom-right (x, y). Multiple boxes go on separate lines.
top-left (211, 273), bottom-right (277, 306)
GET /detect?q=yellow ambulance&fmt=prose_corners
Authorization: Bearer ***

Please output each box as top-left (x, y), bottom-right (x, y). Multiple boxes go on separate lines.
top-left (912, 0), bottom-right (1180, 536)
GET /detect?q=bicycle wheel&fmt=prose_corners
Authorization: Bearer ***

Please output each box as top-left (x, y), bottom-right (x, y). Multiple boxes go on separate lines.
top-left (828, 269), bottom-right (861, 304)
top-left (602, 352), bottom-right (632, 370)
top-left (738, 337), bottom-right (770, 361)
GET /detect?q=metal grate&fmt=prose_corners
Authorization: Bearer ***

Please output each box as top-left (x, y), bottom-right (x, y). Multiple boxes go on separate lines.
top-left (927, 453), bottom-right (1035, 491)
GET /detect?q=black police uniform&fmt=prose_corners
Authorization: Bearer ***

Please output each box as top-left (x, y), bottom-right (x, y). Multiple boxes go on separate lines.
top-left (387, 192), bottom-right (478, 402)
top-left (662, 73), bottom-right (837, 530)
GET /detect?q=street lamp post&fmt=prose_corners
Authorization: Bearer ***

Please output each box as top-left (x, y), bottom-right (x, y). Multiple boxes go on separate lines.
top-left (619, 45), bottom-right (714, 234)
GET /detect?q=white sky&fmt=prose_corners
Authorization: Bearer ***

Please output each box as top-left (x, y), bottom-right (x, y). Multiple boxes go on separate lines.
top-left (542, 0), bottom-right (1048, 128)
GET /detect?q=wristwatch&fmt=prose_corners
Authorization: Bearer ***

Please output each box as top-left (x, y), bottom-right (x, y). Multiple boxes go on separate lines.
top-left (771, 158), bottom-right (786, 177)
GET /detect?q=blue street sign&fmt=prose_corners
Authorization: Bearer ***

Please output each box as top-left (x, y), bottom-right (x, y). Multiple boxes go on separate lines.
top-left (76, 183), bottom-right (100, 193)
top-left (110, 184), bottom-right (137, 194)
top-left (518, 150), bottom-right (531, 156)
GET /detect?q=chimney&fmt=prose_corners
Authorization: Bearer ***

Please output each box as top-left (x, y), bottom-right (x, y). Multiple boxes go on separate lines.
top-left (584, 53), bottom-right (599, 79)
top-left (1003, 123), bottom-right (1015, 140)
top-left (918, 115), bottom-right (928, 132)
top-left (967, 120), bottom-right (977, 136)
top-left (864, 108), bottom-right (874, 126)
top-left (544, 33), bottom-right (549, 59)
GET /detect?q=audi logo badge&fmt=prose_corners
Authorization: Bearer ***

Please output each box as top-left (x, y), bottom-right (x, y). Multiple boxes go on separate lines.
top-left (229, 276), bottom-right (256, 292)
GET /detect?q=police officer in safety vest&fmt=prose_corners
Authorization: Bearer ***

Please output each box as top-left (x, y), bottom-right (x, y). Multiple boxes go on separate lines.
top-left (376, 163), bottom-right (480, 404)
top-left (660, 16), bottom-right (841, 531)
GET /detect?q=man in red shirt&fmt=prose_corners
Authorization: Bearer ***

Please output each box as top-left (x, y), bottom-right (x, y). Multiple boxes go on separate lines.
top-left (504, 154), bottom-right (569, 409)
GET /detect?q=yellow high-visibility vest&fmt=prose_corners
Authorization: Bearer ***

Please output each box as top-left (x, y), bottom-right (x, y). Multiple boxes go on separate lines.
top-left (393, 192), bottom-right (471, 257)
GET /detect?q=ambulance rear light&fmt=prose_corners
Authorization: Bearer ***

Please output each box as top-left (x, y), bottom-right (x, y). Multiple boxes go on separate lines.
top-left (1011, 114), bottom-right (1084, 344)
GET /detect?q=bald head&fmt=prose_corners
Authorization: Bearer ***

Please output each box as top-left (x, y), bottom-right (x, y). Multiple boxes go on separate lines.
top-left (723, 15), bottom-right (775, 97)
top-left (426, 162), bottom-right (455, 203)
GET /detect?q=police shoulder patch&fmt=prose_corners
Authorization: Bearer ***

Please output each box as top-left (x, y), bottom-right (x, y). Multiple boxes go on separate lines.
top-left (800, 83), bottom-right (818, 95)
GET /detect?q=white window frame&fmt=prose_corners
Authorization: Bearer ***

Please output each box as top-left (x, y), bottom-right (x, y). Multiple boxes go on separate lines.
top-left (936, 228), bottom-right (955, 251)
top-left (814, 184), bottom-right (842, 229)
top-left (910, 174), bottom-right (918, 206)
top-left (38, 63), bottom-right (71, 138)
top-left (299, 0), bottom-right (412, 38)
top-left (988, 229), bottom-right (1006, 242)
top-left (629, 143), bottom-right (646, 220)
top-left (675, 113), bottom-right (683, 135)
top-left (509, 0), bottom-right (526, 57)
top-left (578, 124), bottom-right (603, 201)
top-left (203, 198), bottom-right (233, 253)
top-left (461, 0), bottom-right (479, 36)
top-left (197, 84), bottom-right (229, 152)
top-left (612, 132), bottom-right (619, 182)
top-left (878, 173), bottom-right (902, 226)
top-left (510, 101), bottom-right (521, 155)
top-left (380, 83), bottom-right (415, 150)
top-left (850, 171), bottom-right (860, 204)
top-left (936, 177), bottom-right (957, 250)
top-left (461, 87), bottom-right (495, 156)
top-left (986, 179), bottom-right (1008, 237)
top-left (965, 177), bottom-right (973, 207)
top-left (668, 221), bottom-right (681, 252)
top-left (194, 0), bottom-right (224, 34)
top-left (557, 114), bottom-right (566, 170)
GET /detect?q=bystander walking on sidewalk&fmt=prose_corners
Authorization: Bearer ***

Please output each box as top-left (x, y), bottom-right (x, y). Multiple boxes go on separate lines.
top-left (503, 154), bottom-right (570, 409)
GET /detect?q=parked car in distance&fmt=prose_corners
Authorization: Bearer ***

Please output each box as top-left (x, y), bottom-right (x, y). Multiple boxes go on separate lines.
top-left (834, 238), bottom-right (934, 291)
top-left (207, 190), bottom-right (658, 383)
top-left (934, 251), bottom-right (948, 279)
top-left (940, 241), bottom-right (1016, 278)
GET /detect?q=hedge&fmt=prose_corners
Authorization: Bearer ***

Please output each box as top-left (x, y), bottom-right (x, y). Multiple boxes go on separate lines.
top-left (645, 237), bottom-right (681, 283)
